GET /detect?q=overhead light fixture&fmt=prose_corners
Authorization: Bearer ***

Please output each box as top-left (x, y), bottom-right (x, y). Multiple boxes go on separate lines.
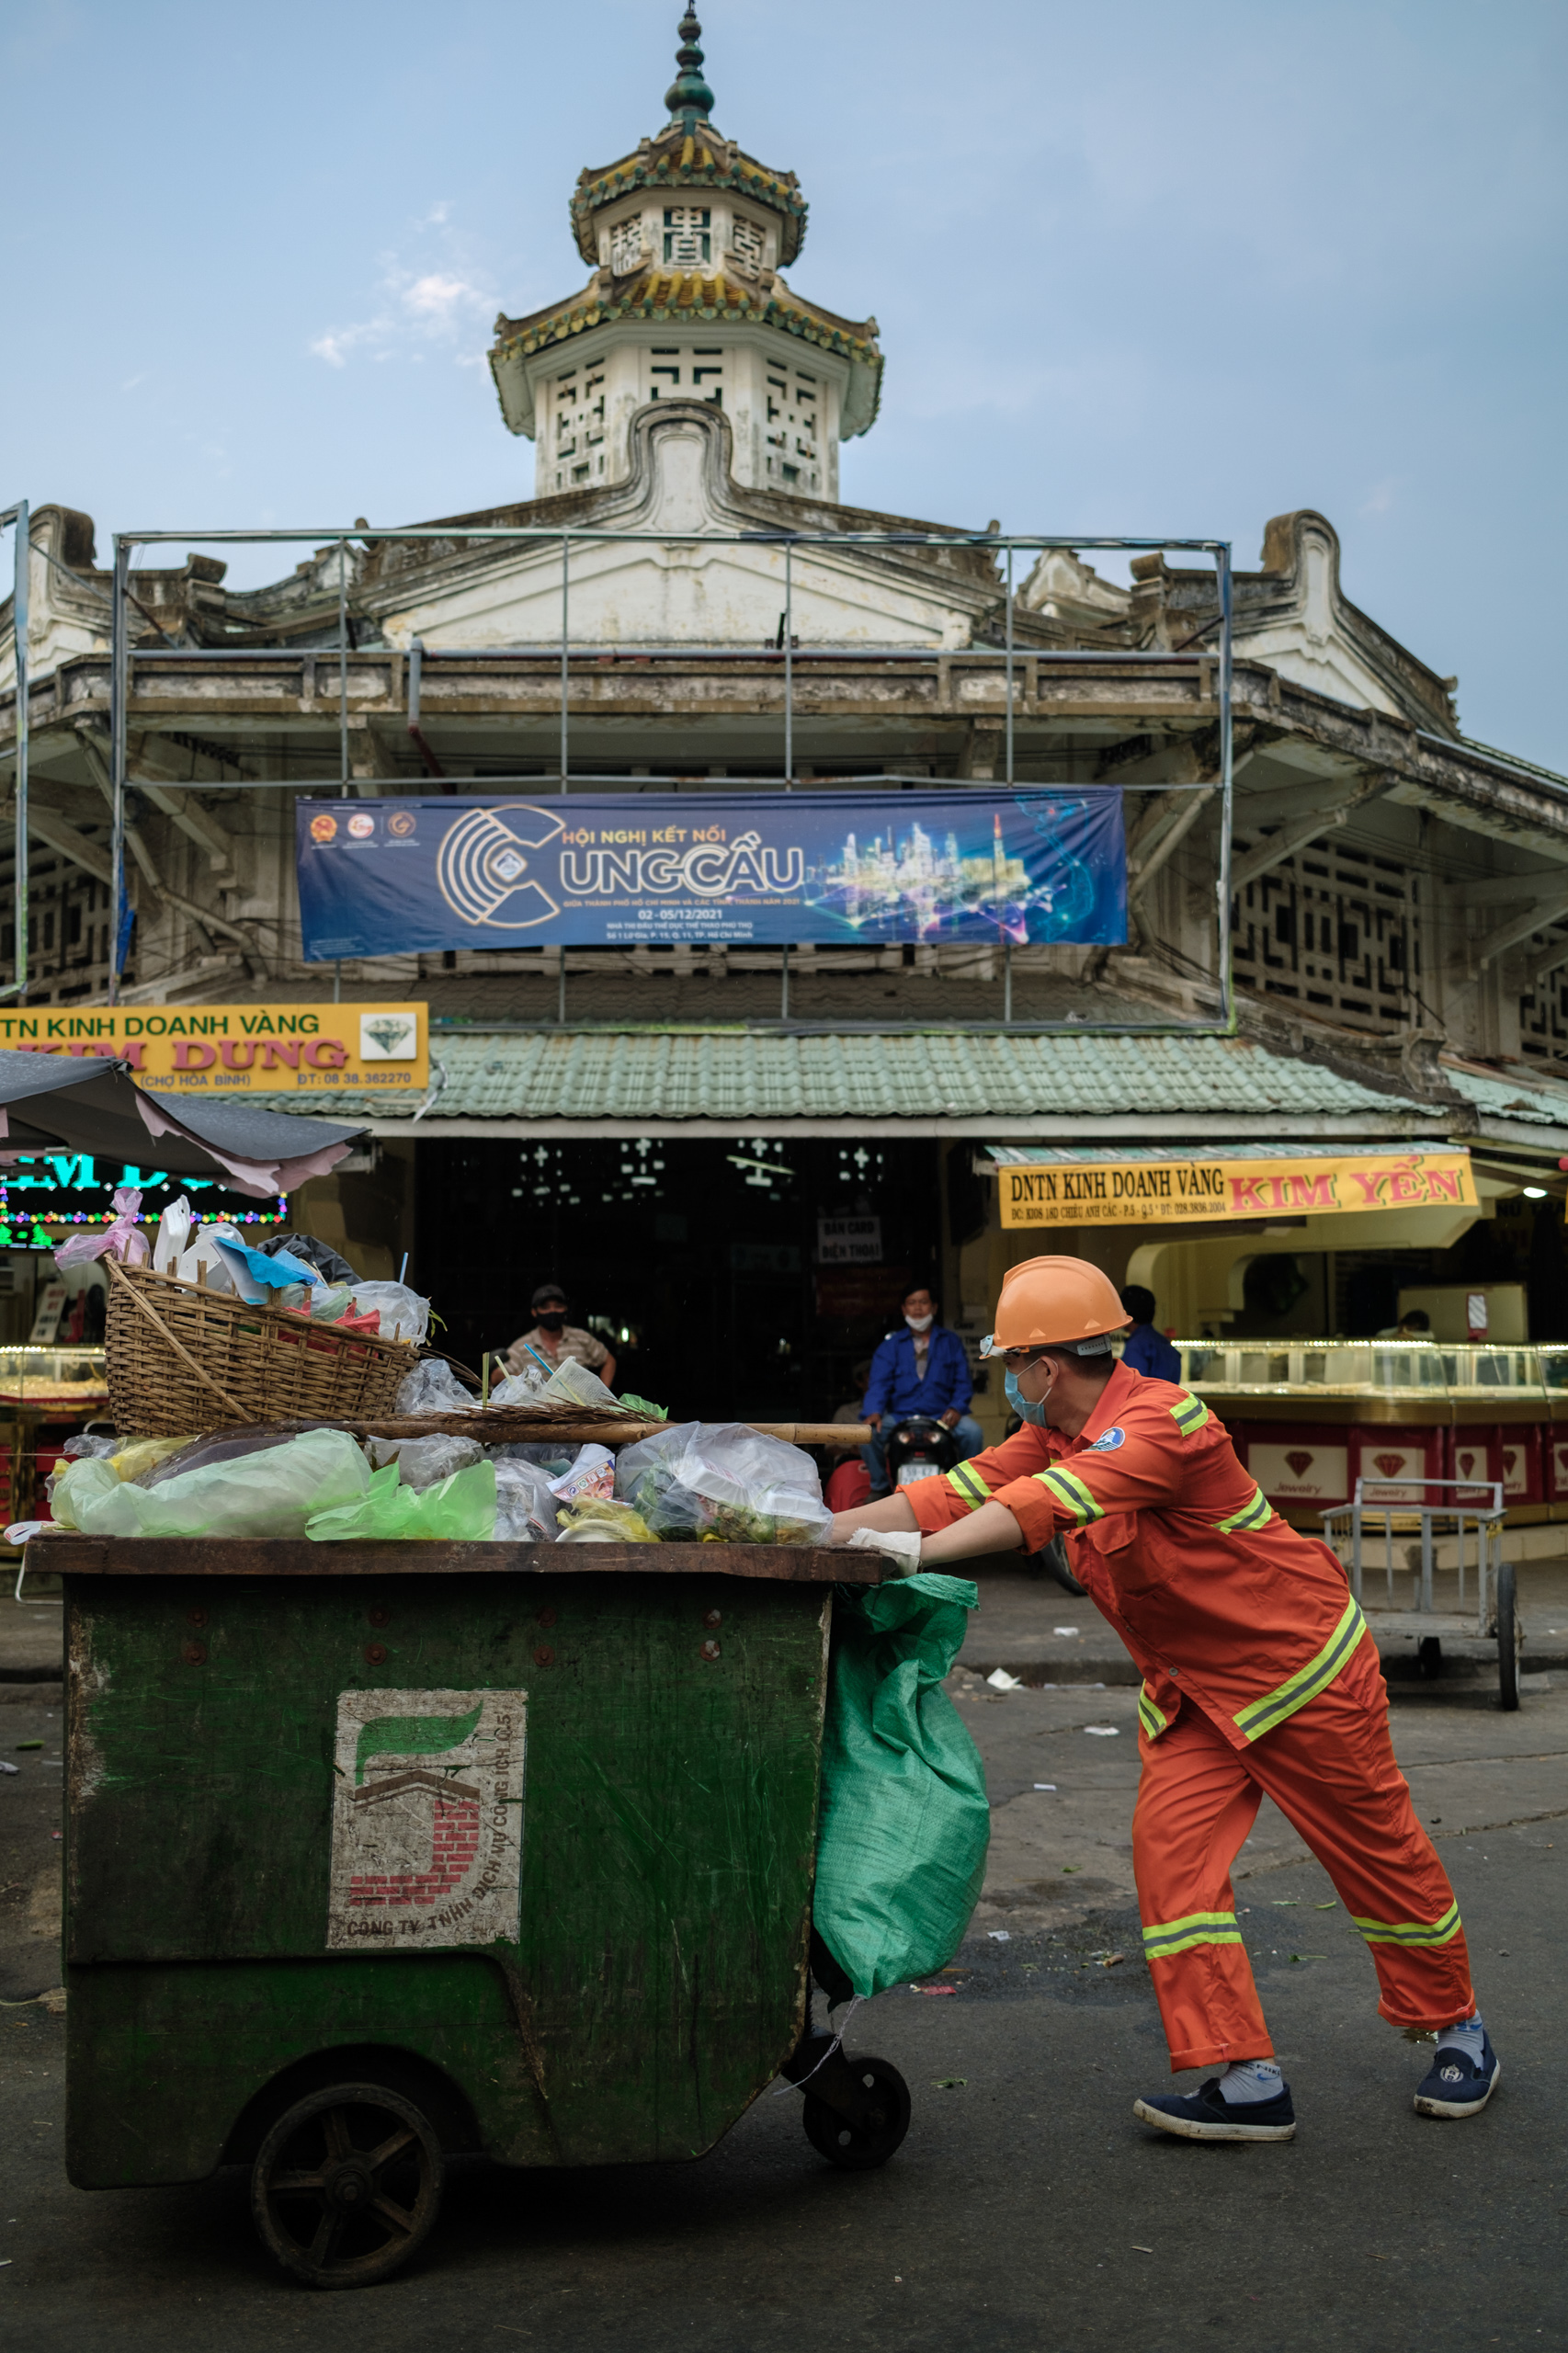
top-left (1523, 1186), bottom-right (1548, 1199)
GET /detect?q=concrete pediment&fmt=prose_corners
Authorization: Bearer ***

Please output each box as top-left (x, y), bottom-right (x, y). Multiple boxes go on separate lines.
top-left (1238, 510), bottom-right (1459, 734)
top-left (361, 404), bottom-right (999, 652)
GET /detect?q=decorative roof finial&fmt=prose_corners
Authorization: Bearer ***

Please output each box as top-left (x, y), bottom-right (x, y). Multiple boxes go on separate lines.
top-left (665, 7), bottom-right (715, 126)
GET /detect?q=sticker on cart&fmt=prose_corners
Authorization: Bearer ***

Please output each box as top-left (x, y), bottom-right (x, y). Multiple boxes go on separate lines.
top-left (326, 1688), bottom-right (526, 1950)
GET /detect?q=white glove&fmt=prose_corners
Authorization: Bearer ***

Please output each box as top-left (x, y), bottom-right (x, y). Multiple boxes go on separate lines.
top-left (846, 1526), bottom-right (923, 1571)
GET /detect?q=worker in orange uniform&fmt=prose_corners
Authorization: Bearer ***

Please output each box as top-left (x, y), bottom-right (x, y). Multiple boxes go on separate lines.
top-left (830, 1256), bottom-right (1497, 2141)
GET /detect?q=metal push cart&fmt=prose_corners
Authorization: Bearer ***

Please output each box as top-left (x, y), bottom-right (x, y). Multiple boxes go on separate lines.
top-left (49, 1533), bottom-right (912, 2289)
top-left (1321, 1476), bottom-right (1523, 1710)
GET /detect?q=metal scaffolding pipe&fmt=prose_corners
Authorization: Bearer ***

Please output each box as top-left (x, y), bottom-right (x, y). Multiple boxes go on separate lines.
top-left (0, 501), bottom-right (28, 1003)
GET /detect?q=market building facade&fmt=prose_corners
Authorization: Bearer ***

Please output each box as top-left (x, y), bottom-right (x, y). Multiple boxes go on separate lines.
top-left (6, 11), bottom-right (1568, 1452)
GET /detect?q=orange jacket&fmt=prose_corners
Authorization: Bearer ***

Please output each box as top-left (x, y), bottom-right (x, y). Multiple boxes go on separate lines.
top-left (905, 1359), bottom-right (1366, 1753)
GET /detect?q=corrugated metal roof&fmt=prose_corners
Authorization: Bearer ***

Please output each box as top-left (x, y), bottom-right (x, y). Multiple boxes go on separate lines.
top-left (255, 1029), bottom-right (1429, 1126)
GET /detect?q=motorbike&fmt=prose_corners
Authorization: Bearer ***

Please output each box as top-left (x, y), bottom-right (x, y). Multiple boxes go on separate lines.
top-left (881, 1413), bottom-right (960, 1490)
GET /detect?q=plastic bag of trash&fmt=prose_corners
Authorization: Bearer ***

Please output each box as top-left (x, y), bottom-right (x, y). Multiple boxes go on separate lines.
top-left (351, 1282), bottom-right (431, 1345)
top-left (557, 1497), bottom-right (659, 1544)
top-left (51, 1428), bottom-right (371, 1540)
top-left (492, 1458), bottom-right (560, 1542)
top-left (489, 1364), bottom-right (549, 1404)
top-left (368, 1433), bottom-right (484, 1488)
top-left (395, 1358), bottom-right (477, 1415)
top-left (153, 1195), bottom-right (193, 1275)
top-left (61, 1432), bottom-right (120, 1461)
top-left (617, 1422), bottom-right (830, 1544)
top-left (306, 1458), bottom-right (495, 1542)
top-left (133, 1428), bottom-right (296, 1490)
top-left (542, 1357), bottom-right (619, 1409)
top-left (812, 1573), bottom-right (989, 1998)
top-left (494, 1440), bottom-right (575, 1475)
top-left (548, 1443), bottom-right (616, 1505)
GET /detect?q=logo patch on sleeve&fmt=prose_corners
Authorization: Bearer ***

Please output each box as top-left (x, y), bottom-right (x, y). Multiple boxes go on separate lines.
top-left (1089, 1427), bottom-right (1126, 1452)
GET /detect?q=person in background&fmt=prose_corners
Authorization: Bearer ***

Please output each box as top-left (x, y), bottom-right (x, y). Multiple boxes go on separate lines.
top-left (504, 1283), bottom-right (618, 1389)
top-left (860, 1285), bottom-right (982, 1496)
top-left (1119, 1284), bottom-right (1182, 1382)
top-left (1378, 1307), bottom-right (1432, 1340)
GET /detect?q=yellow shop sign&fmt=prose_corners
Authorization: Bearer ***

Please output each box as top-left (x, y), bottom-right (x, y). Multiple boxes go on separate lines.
top-left (997, 1150), bottom-right (1477, 1229)
top-left (0, 1003), bottom-right (428, 1094)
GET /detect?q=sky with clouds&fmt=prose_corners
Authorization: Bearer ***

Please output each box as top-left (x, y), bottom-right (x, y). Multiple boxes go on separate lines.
top-left (3, 0), bottom-right (1563, 766)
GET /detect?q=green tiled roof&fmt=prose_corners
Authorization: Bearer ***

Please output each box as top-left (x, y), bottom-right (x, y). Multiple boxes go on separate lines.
top-left (257, 1029), bottom-right (1431, 1127)
top-left (1441, 1063), bottom-right (1568, 1132)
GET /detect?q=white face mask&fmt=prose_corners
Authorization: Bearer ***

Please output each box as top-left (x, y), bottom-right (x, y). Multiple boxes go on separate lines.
top-left (906, 1313), bottom-right (934, 1332)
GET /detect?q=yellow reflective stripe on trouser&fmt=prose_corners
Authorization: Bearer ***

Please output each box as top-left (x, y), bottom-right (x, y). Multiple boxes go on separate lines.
top-left (1142, 1910), bottom-right (1244, 1961)
top-left (1212, 1483), bottom-right (1274, 1536)
top-left (945, 1461), bottom-right (991, 1512)
top-left (1137, 1683), bottom-right (1170, 1741)
top-left (1033, 1465), bottom-right (1104, 1526)
top-left (1351, 1902), bottom-right (1463, 1949)
top-left (1170, 1392), bottom-right (1210, 1437)
top-left (1232, 1595), bottom-right (1367, 1744)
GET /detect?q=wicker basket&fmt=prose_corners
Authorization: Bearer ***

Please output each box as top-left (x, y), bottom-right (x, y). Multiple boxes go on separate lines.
top-left (105, 1256), bottom-right (420, 1435)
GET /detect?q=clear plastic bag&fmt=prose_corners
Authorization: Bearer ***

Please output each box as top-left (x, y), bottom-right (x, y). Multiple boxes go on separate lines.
top-left (492, 1458), bottom-right (560, 1542)
top-left (352, 1282), bottom-right (432, 1345)
top-left (395, 1358), bottom-right (478, 1415)
top-left (494, 1440), bottom-right (575, 1476)
top-left (616, 1422), bottom-right (830, 1544)
top-left (542, 1357), bottom-right (619, 1409)
top-left (306, 1458), bottom-right (495, 1542)
top-left (52, 1428), bottom-right (370, 1540)
top-left (368, 1433), bottom-right (485, 1489)
top-left (490, 1366), bottom-right (549, 1405)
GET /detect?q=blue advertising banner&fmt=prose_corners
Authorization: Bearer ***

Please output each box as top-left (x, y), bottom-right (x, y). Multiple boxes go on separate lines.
top-left (295, 790), bottom-right (1126, 959)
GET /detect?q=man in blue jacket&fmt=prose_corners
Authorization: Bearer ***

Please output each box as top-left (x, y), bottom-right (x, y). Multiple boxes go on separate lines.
top-left (860, 1284), bottom-right (983, 1495)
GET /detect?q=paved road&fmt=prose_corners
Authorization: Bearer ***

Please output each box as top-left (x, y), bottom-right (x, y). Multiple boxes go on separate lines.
top-left (1, 1655), bottom-right (1563, 2349)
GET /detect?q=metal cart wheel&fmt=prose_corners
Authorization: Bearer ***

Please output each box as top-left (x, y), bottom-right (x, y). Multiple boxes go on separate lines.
top-left (802, 2056), bottom-right (912, 2171)
top-left (1028, 1535), bottom-right (1087, 1597)
top-left (251, 2081), bottom-right (444, 2290)
top-left (1496, 1562), bottom-right (1520, 1713)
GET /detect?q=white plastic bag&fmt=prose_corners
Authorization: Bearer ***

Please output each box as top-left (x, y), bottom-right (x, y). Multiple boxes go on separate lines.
top-left (395, 1358), bottom-right (477, 1415)
top-left (153, 1196), bottom-right (193, 1275)
top-left (490, 1366), bottom-right (549, 1404)
top-left (352, 1282), bottom-right (431, 1345)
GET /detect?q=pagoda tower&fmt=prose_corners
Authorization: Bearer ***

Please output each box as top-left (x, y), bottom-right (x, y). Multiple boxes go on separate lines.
top-left (488, 11), bottom-right (882, 502)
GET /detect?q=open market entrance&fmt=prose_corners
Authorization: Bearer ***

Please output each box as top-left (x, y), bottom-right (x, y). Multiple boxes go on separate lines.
top-left (414, 1136), bottom-right (942, 1424)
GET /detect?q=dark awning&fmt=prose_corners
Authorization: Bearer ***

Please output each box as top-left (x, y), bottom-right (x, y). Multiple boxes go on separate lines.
top-left (0, 1051), bottom-right (367, 1198)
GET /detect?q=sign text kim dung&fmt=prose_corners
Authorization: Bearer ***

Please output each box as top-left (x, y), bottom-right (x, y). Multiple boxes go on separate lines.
top-left (294, 789), bottom-right (1127, 958)
top-left (998, 1152), bottom-right (1478, 1229)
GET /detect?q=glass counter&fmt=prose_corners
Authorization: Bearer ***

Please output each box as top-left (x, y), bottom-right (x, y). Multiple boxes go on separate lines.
top-left (1175, 1341), bottom-right (1568, 1404)
top-left (0, 1346), bottom-right (109, 1405)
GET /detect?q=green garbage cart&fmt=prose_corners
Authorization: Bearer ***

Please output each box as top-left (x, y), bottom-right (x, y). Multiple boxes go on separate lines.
top-left (46, 1533), bottom-right (913, 2289)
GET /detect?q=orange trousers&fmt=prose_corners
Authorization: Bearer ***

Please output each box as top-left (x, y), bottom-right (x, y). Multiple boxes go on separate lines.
top-left (1132, 1638), bottom-right (1474, 2072)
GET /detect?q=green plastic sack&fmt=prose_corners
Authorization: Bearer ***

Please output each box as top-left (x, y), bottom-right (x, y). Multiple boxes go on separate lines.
top-left (306, 1458), bottom-right (495, 1541)
top-left (812, 1572), bottom-right (989, 1997)
top-left (52, 1429), bottom-right (370, 1540)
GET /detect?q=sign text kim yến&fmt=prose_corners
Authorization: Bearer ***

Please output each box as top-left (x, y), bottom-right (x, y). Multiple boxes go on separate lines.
top-left (0, 1003), bottom-right (427, 1093)
top-left (997, 1152), bottom-right (1479, 1229)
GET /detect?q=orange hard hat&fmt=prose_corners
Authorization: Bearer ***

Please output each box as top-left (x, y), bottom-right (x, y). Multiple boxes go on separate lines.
top-left (989, 1256), bottom-right (1130, 1352)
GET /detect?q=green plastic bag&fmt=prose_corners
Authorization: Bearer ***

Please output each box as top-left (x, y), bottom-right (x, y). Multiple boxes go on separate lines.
top-left (306, 1458), bottom-right (496, 1542)
top-left (53, 1429), bottom-right (370, 1540)
top-left (812, 1572), bottom-right (989, 1997)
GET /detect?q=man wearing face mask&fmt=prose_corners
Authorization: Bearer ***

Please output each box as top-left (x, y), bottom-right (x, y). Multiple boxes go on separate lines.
top-left (859, 1284), bottom-right (983, 1496)
top-left (831, 1254), bottom-right (1496, 2143)
top-left (504, 1283), bottom-right (617, 1390)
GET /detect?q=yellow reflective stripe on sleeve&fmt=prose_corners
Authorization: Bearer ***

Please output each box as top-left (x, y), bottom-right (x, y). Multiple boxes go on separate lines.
top-left (1137, 1684), bottom-right (1169, 1741)
top-left (945, 1461), bottom-right (991, 1512)
top-left (1212, 1483), bottom-right (1274, 1536)
top-left (1169, 1392), bottom-right (1210, 1437)
top-left (1350, 1903), bottom-right (1462, 1949)
top-left (1141, 1909), bottom-right (1244, 1961)
top-left (1232, 1595), bottom-right (1367, 1743)
top-left (1032, 1465), bottom-right (1104, 1525)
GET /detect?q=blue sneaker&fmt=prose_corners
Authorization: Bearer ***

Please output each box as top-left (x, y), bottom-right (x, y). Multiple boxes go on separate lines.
top-left (1415, 2034), bottom-right (1500, 2120)
top-left (1133, 2077), bottom-right (1296, 2143)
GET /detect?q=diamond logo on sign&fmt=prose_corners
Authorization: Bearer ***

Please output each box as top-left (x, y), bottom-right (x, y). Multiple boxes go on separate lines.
top-left (1286, 1450), bottom-right (1314, 1479)
top-left (359, 1012), bottom-right (417, 1062)
top-left (326, 1688), bottom-right (526, 1950)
